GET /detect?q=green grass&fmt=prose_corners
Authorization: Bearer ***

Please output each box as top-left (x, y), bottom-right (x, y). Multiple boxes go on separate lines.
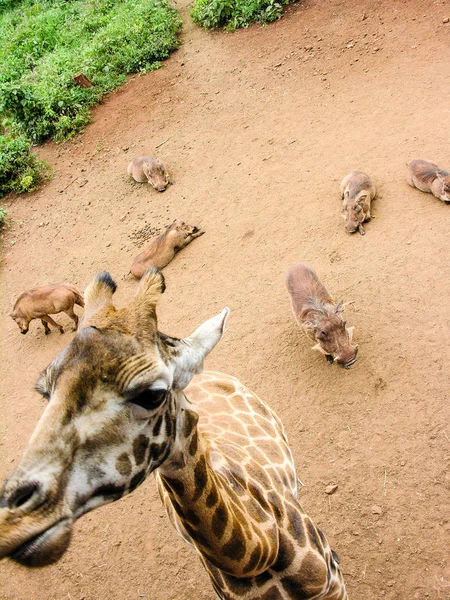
top-left (0, 0), bottom-right (182, 143)
top-left (191, 0), bottom-right (293, 30)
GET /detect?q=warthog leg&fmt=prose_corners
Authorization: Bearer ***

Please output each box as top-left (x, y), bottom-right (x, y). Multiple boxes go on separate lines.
top-left (41, 314), bottom-right (64, 334)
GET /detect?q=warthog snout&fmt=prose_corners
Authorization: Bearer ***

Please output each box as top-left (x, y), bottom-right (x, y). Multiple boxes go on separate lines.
top-left (334, 345), bottom-right (358, 369)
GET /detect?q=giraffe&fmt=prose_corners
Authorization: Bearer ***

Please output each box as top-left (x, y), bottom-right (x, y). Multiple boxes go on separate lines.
top-left (0, 269), bottom-right (348, 600)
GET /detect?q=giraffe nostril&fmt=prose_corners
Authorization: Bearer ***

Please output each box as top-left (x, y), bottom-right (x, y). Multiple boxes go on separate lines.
top-left (9, 482), bottom-right (41, 509)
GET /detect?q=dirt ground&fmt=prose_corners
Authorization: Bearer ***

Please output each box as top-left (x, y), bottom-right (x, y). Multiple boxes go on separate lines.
top-left (1, 0), bottom-right (450, 598)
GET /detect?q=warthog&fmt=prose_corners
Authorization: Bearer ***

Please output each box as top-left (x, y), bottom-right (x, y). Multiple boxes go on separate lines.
top-left (127, 156), bottom-right (169, 192)
top-left (10, 283), bottom-right (84, 335)
top-left (407, 159), bottom-right (450, 203)
top-left (286, 262), bottom-right (358, 368)
top-left (340, 170), bottom-right (376, 235)
top-left (130, 220), bottom-right (205, 278)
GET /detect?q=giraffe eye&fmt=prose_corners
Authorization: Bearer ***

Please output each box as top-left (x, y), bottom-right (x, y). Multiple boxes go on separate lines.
top-left (129, 388), bottom-right (168, 410)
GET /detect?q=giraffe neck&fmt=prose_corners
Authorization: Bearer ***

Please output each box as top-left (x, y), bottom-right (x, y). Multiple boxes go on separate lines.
top-left (157, 395), bottom-right (279, 578)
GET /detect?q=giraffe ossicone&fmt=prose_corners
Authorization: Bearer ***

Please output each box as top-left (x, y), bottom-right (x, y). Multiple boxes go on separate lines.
top-left (0, 268), bottom-right (348, 599)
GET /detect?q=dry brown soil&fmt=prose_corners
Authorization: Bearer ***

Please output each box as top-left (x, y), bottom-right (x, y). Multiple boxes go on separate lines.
top-left (1, 0), bottom-right (450, 598)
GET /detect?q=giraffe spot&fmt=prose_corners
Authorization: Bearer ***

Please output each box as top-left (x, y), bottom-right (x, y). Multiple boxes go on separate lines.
top-left (206, 486), bottom-right (219, 508)
top-left (221, 521), bottom-right (246, 561)
top-left (222, 572), bottom-right (252, 596)
top-left (115, 453), bottom-right (132, 476)
top-left (94, 483), bottom-right (126, 500)
top-left (260, 585), bottom-right (283, 600)
top-left (281, 551), bottom-right (327, 597)
top-left (164, 414), bottom-right (173, 438)
top-left (214, 380), bottom-right (236, 395)
top-left (305, 517), bottom-right (324, 553)
top-left (272, 532), bottom-right (295, 572)
top-left (267, 491), bottom-right (284, 521)
top-left (133, 434), bottom-right (150, 465)
top-left (189, 431), bottom-right (198, 456)
top-left (242, 545), bottom-right (261, 575)
top-left (184, 508), bottom-right (200, 527)
top-left (211, 502), bottom-right (228, 539)
top-left (149, 442), bottom-right (166, 463)
top-left (163, 476), bottom-right (185, 498)
top-left (184, 522), bottom-right (209, 549)
top-left (254, 570), bottom-right (272, 587)
top-left (129, 470), bottom-right (146, 492)
top-left (247, 482), bottom-right (271, 516)
top-left (152, 415), bottom-right (163, 438)
top-left (183, 409), bottom-right (198, 439)
top-left (286, 504), bottom-right (306, 545)
top-left (192, 456), bottom-right (208, 502)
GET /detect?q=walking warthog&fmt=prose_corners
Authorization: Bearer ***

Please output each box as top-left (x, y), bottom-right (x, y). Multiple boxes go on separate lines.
top-left (127, 156), bottom-right (169, 192)
top-left (407, 159), bottom-right (450, 203)
top-left (130, 220), bottom-right (205, 278)
top-left (340, 170), bottom-right (376, 235)
top-left (10, 284), bottom-right (84, 335)
top-left (286, 262), bottom-right (358, 368)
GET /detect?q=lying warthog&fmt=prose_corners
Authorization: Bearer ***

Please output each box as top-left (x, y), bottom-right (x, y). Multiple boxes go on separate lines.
top-left (130, 220), bottom-right (204, 278)
top-left (127, 156), bottom-right (169, 192)
top-left (340, 170), bottom-right (376, 235)
top-left (286, 262), bottom-right (358, 368)
top-left (10, 283), bottom-right (84, 335)
top-left (407, 159), bottom-right (450, 203)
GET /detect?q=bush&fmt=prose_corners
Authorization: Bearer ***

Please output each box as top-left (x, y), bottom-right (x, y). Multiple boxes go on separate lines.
top-left (191, 0), bottom-right (292, 30)
top-left (0, 205), bottom-right (7, 225)
top-left (0, 134), bottom-right (50, 197)
top-left (0, 0), bottom-right (182, 142)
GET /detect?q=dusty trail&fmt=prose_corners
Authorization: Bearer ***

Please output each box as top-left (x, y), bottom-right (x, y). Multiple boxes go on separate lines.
top-left (1, 1), bottom-right (449, 599)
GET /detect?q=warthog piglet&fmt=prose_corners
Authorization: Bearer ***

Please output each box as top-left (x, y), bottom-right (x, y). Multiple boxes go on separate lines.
top-left (127, 156), bottom-right (169, 192)
top-left (407, 159), bottom-right (450, 203)
top-left (131, 220), bottom-right (205, 278)
top-left (10, 283), bottom-right (84, 335)
top-left (286, 262), bottom-right (358, 368)
top-left (340, 170), bottom-right (376, 235)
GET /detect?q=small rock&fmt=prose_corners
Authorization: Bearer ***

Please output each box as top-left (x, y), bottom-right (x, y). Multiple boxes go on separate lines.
top-left (371, 505), bottom-right (383, 515)
top-left (325, 484), bottom-right (338, 495)
top-left (443, 17), bottom-right (449, 24)
top-left (122, 146), bottom-right (129, 151)
top-left (346, 42), bottom-right (354, 49)
top-left (274, 62), bottom-right (282, 68)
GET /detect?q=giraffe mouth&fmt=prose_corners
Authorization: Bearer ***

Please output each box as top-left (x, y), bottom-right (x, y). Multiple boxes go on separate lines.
top-left (10, 518), bottom-right (73, 567)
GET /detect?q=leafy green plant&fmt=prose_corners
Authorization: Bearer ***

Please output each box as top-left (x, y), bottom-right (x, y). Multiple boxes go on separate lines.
top-left (0, 0), bottom-right (182, 142)
top-left (191, 0), bottom-right (292, 29)
top-left (0, 205), bottom-right (7, 226)
top-left (0, 134), bottom-right (50, 198)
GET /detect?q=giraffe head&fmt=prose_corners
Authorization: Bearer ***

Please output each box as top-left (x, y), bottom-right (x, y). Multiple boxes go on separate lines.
top-left (0, 269), bottom-right (229, 567)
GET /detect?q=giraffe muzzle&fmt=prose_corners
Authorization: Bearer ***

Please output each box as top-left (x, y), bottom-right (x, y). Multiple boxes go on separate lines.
top-left (9, 517), bottom-right (73, 567)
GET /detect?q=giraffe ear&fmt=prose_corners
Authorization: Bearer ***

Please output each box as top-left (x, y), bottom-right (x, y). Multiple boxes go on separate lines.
top-left (135, 268), bottom-right (165, 309)
top-left (169, 307), bottom-right (230, 390)
top-left (80, 272), bottom-right (117, 327)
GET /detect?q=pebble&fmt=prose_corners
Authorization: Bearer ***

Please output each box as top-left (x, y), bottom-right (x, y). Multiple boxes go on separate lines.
top-left (371, 505), bottom-right (383, 515)
top-left (443, 17), bottom-right (449, 23)
top-left (325, 484), bottom-right (338, 495)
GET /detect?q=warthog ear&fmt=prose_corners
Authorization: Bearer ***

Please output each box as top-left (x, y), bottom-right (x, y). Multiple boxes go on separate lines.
top-left (168, 307), bottom-right (230, 390)
top-left (80, 272), bottom-right (117, 327)
top-left (335, 299), bottom-right (345, 314)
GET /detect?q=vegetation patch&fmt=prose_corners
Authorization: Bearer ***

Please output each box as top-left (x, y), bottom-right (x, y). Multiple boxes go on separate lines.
top-left (0, 134), bottom-right (50, 198)
top-left (191, 0), bottom-right (293, 30)
top-left (0, 0), bottom-right (182, 143)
